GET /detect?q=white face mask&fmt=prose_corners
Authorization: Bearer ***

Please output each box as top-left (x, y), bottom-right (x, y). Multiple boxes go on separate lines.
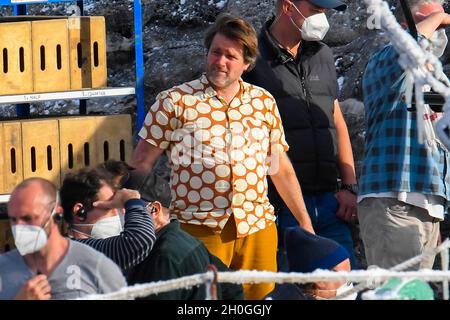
top-left (312, 282), bottom-right (358, 300)
top-left (335, 282), bottom-right (358, 300)
top-left (12, 224), bottom-right (49, 256)
top-left (73, 215), bottom-right (123, 239)
top-left (289, 2), bottom-right (330, 41)
top-left (430, 28), bottom-right (448, 58)
top-left (11, 196), bottom-right (58, 256)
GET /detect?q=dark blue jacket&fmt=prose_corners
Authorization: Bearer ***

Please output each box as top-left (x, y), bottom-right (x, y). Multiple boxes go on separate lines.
top-left (243, 19), bottom-right (339, 200)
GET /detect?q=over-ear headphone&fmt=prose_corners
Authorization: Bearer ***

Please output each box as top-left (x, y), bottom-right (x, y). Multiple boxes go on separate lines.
top-left (75, 206), bottom-right (88, 222)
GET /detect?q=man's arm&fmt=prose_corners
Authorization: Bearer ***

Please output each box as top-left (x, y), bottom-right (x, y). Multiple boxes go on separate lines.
top-left (334, 100), bottom-right (357, 223)
top-left (133, 140), bottom-right (165, 172)
top-left (269, 152), bottom-right (314, 234)
top-left (416, 11), bottom-right (450, 39)
top-left (77, 189), bottom-right (156, 271)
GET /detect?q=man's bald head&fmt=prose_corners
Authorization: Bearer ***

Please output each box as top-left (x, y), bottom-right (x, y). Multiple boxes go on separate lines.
top-left (11, 178), bottom-right (57, 204)
top-left (8, 178), bottom-right (58, 222)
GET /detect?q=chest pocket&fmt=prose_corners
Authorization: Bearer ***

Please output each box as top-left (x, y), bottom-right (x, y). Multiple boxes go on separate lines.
top-left (306, 64), bottom-right (336, 97)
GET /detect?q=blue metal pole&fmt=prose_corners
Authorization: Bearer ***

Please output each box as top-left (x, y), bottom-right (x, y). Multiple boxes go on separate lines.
top-left (77, 0), bottom-right (84, 14)
top-left (133, 0), bottom-right (145, 138)
top-left (14, 4), bottom-right (30, 117)
top-left (13, 4), bottom-right (26, 15)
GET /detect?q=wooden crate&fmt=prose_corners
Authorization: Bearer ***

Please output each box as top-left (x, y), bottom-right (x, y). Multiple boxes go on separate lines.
top-left (21, 119), bottom-right (61, 187)
top-left (69, 16), bottom-right (107, 89)
top-left (1, 115), bottom-right (132, 192)
top-left (95, 115), bottom-right (132, 164)
top-left (59, 116), bottom-right (98, 182)
top-left (0, 21), bottom-right (33, 95)
top-left (0, 219), bottom-right (15, 254)
top-left (1, 122), bottom-right (24, 194)
top-left (31, 19), bottom-right (70, 93)
top-left (0, 124), bottom-right (3, 194)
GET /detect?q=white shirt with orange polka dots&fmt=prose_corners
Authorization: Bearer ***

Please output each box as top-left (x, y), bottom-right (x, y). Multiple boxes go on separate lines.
top-left (139, 74), bottom-right (289, 238)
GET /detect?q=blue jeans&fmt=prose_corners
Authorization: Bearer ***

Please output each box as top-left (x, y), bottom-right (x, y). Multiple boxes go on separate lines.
top-left (277, 192), bottom-right (358, 270)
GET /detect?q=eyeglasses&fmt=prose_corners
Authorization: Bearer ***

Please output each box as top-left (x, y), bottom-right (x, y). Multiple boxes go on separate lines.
top-left (145, 201), bottom-right (158, 214)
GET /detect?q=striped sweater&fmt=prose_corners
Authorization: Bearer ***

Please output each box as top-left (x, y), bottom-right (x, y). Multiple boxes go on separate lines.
top-left (74, 199), bottom-right (155, 272)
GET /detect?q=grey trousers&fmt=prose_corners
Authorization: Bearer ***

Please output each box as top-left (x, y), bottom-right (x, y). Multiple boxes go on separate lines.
top-left (358, 197), bottom-right (439, 270)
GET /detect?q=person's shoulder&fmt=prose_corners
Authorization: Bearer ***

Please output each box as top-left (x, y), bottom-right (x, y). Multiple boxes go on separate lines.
top-left (157, 225), bottom-right (209, 260)
top-left (0, 249), bottom-right (21, 265)
top-left (160, 75), bottom-right (206, 99)
top-left (368, 43), bottom-right (397, 65)
top-left (304, 41), bottom-right (334, 61)
top-left (243, 81), bottom-right (276, 101)
top-left (68, 239), bottom-right (109, 260)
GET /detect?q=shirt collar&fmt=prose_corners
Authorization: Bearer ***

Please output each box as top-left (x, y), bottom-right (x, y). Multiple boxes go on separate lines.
top-left (199, 74), bottom-right (252, 104)
top-left (261, 17), bottom-right (296, 65)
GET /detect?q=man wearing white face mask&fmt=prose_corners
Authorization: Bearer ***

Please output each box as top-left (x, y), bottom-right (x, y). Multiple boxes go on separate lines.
top-left (0, 178), bottom-right (126, 300)
top-left (243, 0), bottom-right (360, 270)
top-left (60, 168), bottom-right (156, 273)
top-left (265, 227), bottom-right (356, 300)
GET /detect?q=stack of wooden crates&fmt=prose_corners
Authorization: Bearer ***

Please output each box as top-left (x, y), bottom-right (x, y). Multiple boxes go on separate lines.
top-left (0, 16), bottom-right (107, 94)
top-left (0, 17), bottom-right (133, 253)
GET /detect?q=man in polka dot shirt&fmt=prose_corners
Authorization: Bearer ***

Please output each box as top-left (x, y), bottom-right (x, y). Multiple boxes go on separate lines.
top-left (133, 13), bottom-right (314, 300)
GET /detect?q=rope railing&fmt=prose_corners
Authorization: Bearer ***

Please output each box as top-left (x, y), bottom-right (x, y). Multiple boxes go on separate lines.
top-left (79, 268), bottom-right (450, 300)
top-left (332, 238), bottom-right (450, 299)
top-left (79, 269), bottom-right (450, 300)
top-left (78, 237), bottom-right (450, 300)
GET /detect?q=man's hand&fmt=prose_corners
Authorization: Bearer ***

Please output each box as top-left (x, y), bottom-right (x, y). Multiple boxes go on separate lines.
top-left (335, 190), bottom-right (357, 223)
top-left (14, 275), bottom-right (51, 300)
top-left (93, 189), bottom-right (141, 209)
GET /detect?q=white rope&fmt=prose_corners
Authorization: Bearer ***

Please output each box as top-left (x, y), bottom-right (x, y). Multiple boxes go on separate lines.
top-left (79, 272), bottom-right (214, 300)
top-left (332, 238), bottom-right (450, 299)
top-left (364, 0), bottom-right (450, 149)
top-left (441, 245), bottom-right (449, 300)
top-left (79, 269), bottom-right (450, 300)
top-left (78, 239), bottom-right (450, 300)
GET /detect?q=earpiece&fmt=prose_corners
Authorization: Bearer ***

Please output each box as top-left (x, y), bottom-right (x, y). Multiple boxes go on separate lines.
top-left (53, 214), bottom-right (63, 223)
top-left (75, 207), bottom-right (87, 221)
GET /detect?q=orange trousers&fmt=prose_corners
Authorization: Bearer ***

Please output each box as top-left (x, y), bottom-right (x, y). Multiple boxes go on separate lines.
top-left (181, 217), bottom-right (277, 300)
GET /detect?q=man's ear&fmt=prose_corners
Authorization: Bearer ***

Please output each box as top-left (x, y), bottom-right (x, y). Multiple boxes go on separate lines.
top-left (150, 201), bottom-right (163, 219)
top-left (282, 0), bottom-right (294, 16)
top-left (72, 203), bottom-right (84, 222)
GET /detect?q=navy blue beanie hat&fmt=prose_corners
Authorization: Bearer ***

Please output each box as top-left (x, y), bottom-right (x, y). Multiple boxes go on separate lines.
top-left (285, 227), bottom-right (350, 273)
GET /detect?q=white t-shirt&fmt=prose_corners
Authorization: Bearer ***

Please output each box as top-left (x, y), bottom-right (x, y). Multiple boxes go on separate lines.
top-left (358, 192), bottom-right (445, 220)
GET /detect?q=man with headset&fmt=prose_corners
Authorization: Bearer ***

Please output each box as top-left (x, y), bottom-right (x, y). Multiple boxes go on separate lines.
top-left (59, 167), bottom-right (156, 273)
top-left (0, 178), bottom-right (126, 300)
